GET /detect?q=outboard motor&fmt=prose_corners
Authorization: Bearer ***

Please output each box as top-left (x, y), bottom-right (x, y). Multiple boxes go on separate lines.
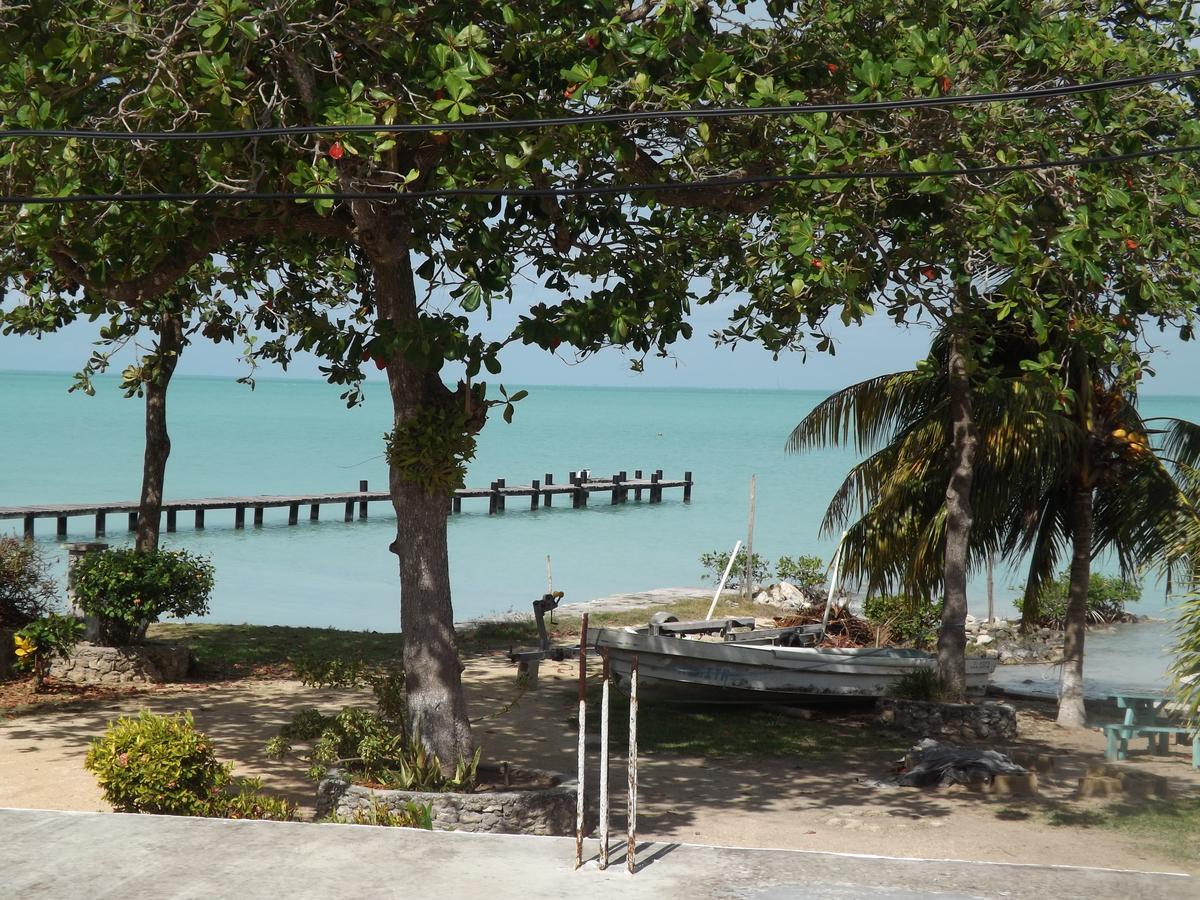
top-left (532, 590), bottom-right (565, 652)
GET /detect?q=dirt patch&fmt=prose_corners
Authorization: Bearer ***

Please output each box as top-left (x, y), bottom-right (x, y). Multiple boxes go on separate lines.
top-left (3, 654), bottom-right (1198, 873)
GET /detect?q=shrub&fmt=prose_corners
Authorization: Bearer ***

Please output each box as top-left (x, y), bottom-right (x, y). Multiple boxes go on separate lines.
top-left (862, 594), bottom-right (942, 647)
top-left (14, 613), bottom-right (84, 690)
top-left (0, 537), bottom-right (58, 629)
top-left (699, 548), bottom-right (769, 589)
top-left (889, 668), bottom-right (948, 702)
top-left (1016, 571), bottom-right (1142, 629)
top-left (74, 548), bottom-right (214, 645)
top-left (85, 711), bottom-right (231, 815)
top-left (266, 706), bottom-right (480, 792)
top-left (775, 554), bottom-right (826, 598)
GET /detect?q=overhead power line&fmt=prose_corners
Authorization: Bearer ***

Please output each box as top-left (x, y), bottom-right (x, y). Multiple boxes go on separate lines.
top-left (4, 142), bottom-right (1198, 206)
top-left (1, 68), bottom-right (1197, 142)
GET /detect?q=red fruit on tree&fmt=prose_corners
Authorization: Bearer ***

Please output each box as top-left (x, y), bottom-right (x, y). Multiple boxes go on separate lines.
top-left (433, 88), bottom-right (445, 100)
top-left (811, 258), bottom-right (825, 270)
top-left (374, 357), bottom-right (387, 371)
top-left (328, 142), bottom-right (344, 160)
top-left (1124, 238), bottom-right (1138, 250)
top-left (826, 63), bottom-right (838, 74)
top-left (921, 266), bottom-right (936, 281)
top-left (563, 84), bottom-right (578, 99)
top-left (550, 337), bottom-right (562, 350)
top-left (939, 76), bottom-right (952, 92)
top-left (586, 34), bottom-right (599, 50)
top-left (1124, 175), bottom-right (1134, 189)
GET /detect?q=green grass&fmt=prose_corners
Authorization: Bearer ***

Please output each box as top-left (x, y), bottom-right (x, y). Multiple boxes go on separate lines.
top-left (148, 623), bottom-right (402, 678)
top-left (1044, 797), bottom-right (1200, 862)
top-left (586, 694), bottom-right (899, 758)
top-left (148, 596), bottom-right (770, 680)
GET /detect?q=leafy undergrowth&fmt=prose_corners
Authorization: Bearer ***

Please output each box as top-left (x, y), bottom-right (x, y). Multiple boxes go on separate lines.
top-left (1045, 797), bottom-right (1200, 862)
top-left (588, 695), bottom-right (900, 759)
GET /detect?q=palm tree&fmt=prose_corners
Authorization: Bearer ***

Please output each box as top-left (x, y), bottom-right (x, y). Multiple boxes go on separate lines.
top-left (789, 332), bottom-right (1200, 724)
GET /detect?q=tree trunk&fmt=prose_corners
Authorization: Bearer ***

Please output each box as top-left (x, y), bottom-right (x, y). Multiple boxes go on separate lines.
top-left (939, 324), bottom-right (977, 701)
top-left (135, 314), bottom-right (184, 552)
top-left (372, 241), bottom-right (474, 767)
top-left (1057, 481), bottom-right (1093, 728)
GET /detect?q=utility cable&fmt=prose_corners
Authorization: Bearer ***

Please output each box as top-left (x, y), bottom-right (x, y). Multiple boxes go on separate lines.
top-left (3, 141), bottom-right (1198, 206)
top-left (1, 68), bottom-right (1197, 142)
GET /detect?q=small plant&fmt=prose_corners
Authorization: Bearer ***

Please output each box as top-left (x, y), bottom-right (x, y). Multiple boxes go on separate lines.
top-left (862, 594), bottom-right (942, 647)
top-left (1017, 571), bottom-right (1142, 629)
top-left (342, 799), bottom-right (433, 829)
top-left (290, 653), bottom-right (406, 722)
top-left (211, 777), bottom-right (296, 821)
top-left (775, 554), bottom-right (826, 597)
top-left (267, 707), bottom-right (480, 792)
top-left (0, 537), bottom-right (59, 630)
top-left (73, 547), bottom-right (214, 646)
top-left (699, 548), bottom-right (769, 589)
top-left (14, 613), bottom-right (84, 691)
top-left (889, 668), bottom-right (948, 702)
top-left (85, 711), bottom-right (232, 815)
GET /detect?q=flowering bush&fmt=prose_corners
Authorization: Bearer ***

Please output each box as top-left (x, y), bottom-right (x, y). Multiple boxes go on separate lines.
top-left (73, 548), bottom-right (214, 645)
top-left (14, 613), bottom-right (84, 691)
top-left (85, 710), bottom-right (294, 820)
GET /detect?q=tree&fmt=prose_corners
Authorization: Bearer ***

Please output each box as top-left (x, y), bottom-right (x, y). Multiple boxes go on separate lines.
top-left (4, 1), bottom-right (1026, 761)
top-left (788, 329), bottom-right (1200, 723)
top-left (732, 3), bottom-right (1200, 699)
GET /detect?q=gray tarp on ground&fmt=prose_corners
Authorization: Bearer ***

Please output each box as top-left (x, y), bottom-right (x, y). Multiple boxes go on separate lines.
top-left (897, 739), bottom-right (1029, 788)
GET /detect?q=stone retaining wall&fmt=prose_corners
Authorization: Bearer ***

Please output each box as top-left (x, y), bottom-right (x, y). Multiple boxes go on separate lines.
top-left (878, 698), bottom-right (1017, 741)
top-left (965, 617), bottom-right (1065, 665)
top-left (317, 767), bottom-right (584, 836)
top-left (49, 640), bottom-right (189, 685)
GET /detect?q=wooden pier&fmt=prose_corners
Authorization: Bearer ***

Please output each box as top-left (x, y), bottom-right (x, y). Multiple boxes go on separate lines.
top-left (1, 469), bottom-right (692, 539)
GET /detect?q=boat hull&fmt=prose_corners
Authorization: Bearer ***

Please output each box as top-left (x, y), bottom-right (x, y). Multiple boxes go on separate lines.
top-left (591, 627), bottom-right (996, 703)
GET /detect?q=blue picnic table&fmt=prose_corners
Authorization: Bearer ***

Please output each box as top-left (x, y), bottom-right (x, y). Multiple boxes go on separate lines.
top-left (1102, 691), bottom-right (1200, 768)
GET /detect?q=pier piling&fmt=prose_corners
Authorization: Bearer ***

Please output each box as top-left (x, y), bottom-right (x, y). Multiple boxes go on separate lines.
top-left (358, 481), bottom-right (369, 519)
top-left (94, 511), bottom-right (105, 538)
top-left (167, 509), bottom-right (177, 533)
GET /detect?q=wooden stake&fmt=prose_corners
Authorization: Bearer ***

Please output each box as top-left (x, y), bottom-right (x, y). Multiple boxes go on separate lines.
top-left (744, 474), bottom-right (757, 602)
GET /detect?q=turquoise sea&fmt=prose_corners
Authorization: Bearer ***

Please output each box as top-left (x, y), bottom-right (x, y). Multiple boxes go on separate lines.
top-left (2, 370), bottom-right (1196, 695)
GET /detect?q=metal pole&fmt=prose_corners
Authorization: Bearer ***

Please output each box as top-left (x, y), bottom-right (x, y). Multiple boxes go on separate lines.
top-left (705, 539), bottom-right (743, 621)
top-left (744, 474), bottom-right (757, 602)
top-left (598, 649), bottom-right (611, 870)
top-left (627, 655), bottom-right (639, 875)
top-left (575, 613), bottom-right (588, 870)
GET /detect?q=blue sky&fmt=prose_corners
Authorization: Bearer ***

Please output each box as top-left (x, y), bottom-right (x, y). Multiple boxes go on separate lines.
top-left (2, 284), bottom-right (1196, 394)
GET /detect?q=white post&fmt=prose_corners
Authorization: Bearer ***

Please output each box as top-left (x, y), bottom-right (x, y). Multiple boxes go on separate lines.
top-left (821, 531), bottom-right (849, 638)
top-left (705, 539), bottom-right (743, 621)
top-left (598, 650), bottom-right (611, 870)
top-left (575, 613), bottom-right (588, 869)
top-left (627, 655), bottom-right (639, 875)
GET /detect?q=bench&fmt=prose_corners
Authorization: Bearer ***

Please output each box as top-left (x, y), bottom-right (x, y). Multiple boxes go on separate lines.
top-left (1102, 722), bottom-right (1200, 768)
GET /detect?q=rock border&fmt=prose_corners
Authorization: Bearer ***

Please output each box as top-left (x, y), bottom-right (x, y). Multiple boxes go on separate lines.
top-left (48, 640), bottom-right (190, 685)
top-left (878, 697), bottom-right (1018, 741)
top-left (317, 766), bottom-right (585, 836)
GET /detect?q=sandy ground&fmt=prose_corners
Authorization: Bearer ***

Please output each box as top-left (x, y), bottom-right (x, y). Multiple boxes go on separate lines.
top-left (3, 655), bottom-right (1199, 875)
